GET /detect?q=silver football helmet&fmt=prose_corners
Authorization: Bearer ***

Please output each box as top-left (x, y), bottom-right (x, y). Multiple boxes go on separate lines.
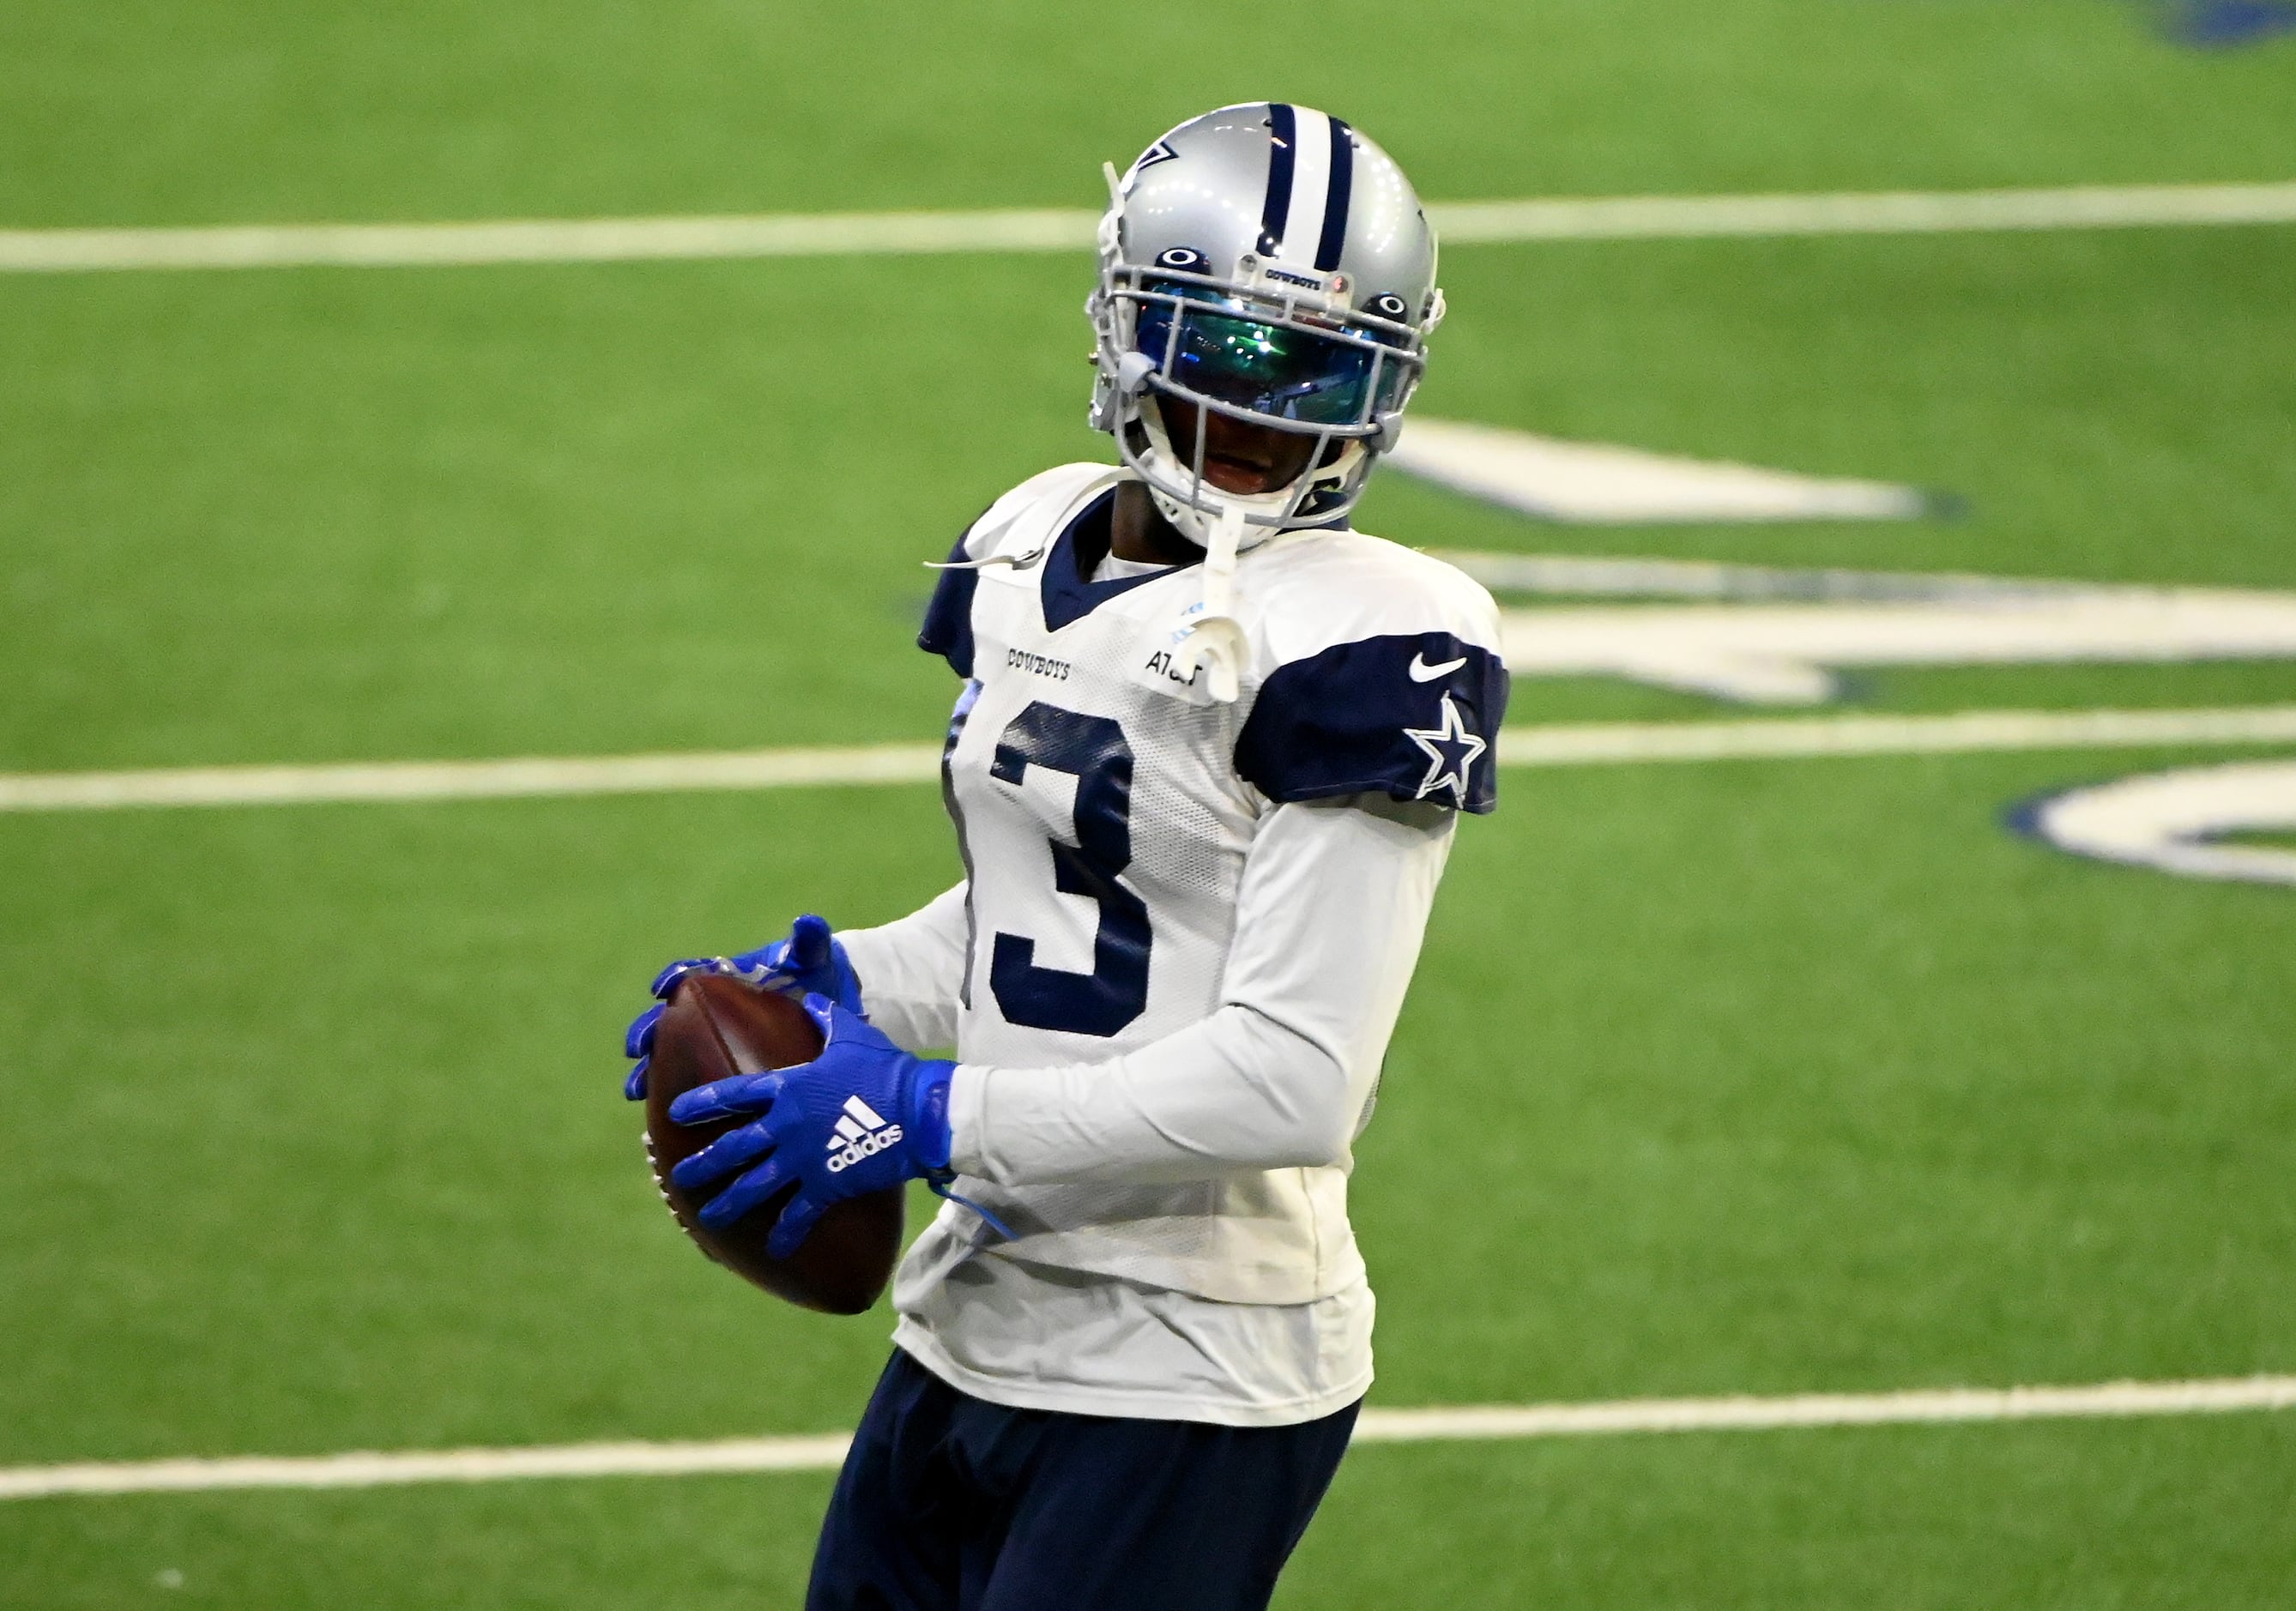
top-left (1087, 104), bottom-right (1446, 550)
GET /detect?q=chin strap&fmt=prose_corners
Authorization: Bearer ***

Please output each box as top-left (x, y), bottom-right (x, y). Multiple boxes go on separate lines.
top-left (1175, 503), bottom-right (1249, 703)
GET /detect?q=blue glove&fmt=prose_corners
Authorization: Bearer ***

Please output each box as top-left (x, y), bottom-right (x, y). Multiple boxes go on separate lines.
top-left (621, 914), bottom-right (863, 1100)
top-left (667, 995), bottom-right (957, 1258)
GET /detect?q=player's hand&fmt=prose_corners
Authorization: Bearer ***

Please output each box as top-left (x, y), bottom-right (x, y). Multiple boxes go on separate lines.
top-left (620, 914), bottom-right (863, 1100)
top-left (667, 995), bottom-right (956, 1258)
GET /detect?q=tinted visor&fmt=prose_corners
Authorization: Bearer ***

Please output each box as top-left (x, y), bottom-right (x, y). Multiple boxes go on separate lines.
top-left (1133, 281), bottom-right (1410, 428)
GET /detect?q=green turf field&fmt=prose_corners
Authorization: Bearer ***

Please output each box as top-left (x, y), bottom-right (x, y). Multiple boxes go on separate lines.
top-left (6, 3), bottom-right (2295, 1605)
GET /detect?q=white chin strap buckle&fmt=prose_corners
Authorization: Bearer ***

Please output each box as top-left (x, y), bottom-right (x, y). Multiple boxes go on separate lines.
top-left (1175, 505), bottom-right (1248, 704)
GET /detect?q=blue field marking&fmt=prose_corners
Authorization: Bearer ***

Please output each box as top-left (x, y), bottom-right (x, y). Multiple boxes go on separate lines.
top-left (2007, 758), bottom-right (2296, 888)
top-left (2159, 0), bottom-right (2296, 46)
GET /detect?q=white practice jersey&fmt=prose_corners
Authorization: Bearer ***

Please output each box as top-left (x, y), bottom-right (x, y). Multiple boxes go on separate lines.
top-left (837, 462), bottom-right (1508, 1422)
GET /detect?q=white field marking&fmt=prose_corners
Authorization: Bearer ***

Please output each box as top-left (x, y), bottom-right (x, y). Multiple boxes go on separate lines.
top-left (1447, 550), bottom-right (2296, 704)
top-left (0, 1435), bottom-right (857, 1501)
top-left (4, 1375), bottom-right (2291, 1500)
top-left (1429, 181), bottom-right (2296, 244)
top-left (1491, 706), bottom-right (2296, 767)
top-left (0, 208), bottom-right (1103, 274)
top-left (0, 743), bottom-right (945, 812)
top-left (1487, 584), bottom-right (2296, 705)
top-left (1392, 419), bottom-right (1930, 525)
top-left (1348, 1375), bottom-right (2296, 1443)
top-left (2018, 758), bottom-right (2296, 887)
top-left (5, 708), bottom-right (2296, 815)
top-left (1439, 551), bottom-right (2094, 605)
top-left (5, 181), bottom-right (2295, 275)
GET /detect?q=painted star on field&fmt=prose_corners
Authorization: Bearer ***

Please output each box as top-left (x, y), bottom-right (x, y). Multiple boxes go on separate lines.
top-left (1404, 693), bottom-right (1487, 804)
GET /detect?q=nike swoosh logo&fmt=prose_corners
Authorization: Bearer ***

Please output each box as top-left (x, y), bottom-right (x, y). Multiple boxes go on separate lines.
top-left (1409, 652), bottom-right (1468, 682)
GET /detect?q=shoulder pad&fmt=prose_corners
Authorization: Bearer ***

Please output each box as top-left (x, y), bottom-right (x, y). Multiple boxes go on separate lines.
top-left (1235, 536), bottom-right (1509, 813)
top-left (961, 462), bottom-right (1117, 565)
top-left (918, 464), bottom-right (1116, 675)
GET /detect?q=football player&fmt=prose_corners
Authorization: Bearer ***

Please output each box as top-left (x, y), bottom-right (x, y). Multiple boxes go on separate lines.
top-left (624, 104), bottom-right (1508, 1611)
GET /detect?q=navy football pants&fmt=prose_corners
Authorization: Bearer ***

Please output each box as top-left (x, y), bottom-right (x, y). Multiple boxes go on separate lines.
top-left (806, 1350), bottom-right (1359, 1611)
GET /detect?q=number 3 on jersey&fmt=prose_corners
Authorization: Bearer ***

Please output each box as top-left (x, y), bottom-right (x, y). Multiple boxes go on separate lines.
top-left (984, 702), bottom-right (1151, 1037)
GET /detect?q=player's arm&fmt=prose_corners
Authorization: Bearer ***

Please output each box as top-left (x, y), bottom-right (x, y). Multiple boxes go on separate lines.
top-left (948, 792), bottom-right (1453, 1184)
top-left (662, 793), bottom-right (1453, 1251)
top-left (831, 881), bottom-right (969, 1053)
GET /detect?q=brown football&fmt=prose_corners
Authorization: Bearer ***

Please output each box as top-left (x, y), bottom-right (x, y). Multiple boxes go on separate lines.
top-left (643, 972), bottom-right (903, 1314)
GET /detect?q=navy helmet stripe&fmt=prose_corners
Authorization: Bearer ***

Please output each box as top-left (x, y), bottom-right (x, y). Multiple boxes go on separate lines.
top-left (1257, 102), bottom-right (1298, 256)
top-left (1314, 118), bottom-right (1355, 271)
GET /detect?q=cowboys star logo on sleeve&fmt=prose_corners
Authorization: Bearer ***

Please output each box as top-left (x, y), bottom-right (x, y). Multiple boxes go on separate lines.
top-left (1403, 693), bottom-right (1488, 804)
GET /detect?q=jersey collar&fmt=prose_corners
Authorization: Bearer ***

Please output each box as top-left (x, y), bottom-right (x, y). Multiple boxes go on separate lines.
top-left (1036, 482), bottom-right (1352, 635)
top-left (1039, 488), bottom-right (1195, 633)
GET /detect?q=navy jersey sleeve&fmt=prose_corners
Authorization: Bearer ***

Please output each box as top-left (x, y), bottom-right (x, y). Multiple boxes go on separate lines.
top-left (1233, 633), bottom-right (1510, 813)
top-left (916, 532), bottom-right (979, 677)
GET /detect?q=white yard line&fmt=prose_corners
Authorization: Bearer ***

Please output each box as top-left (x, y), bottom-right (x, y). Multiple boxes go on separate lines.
top-left (0, 1436), bottom-right (859, 1501)
top-left (0, 208), bottom-right (1101, 274)
top-left (1350, 1375), bottom-right (2296, 1442)
top-left (4, 707), bottom-right (2295, 815)
top-left (5, 1374), bottom-right (2289, 1500)
top-left (1492, 705), bottom-right (2296, 766)
top-left (0, 743), bottom-right (946, 812)
top-left (4, 181), bottom-right (2293, 274)
top-left (1429, 181), bottom-right (2296, 244)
